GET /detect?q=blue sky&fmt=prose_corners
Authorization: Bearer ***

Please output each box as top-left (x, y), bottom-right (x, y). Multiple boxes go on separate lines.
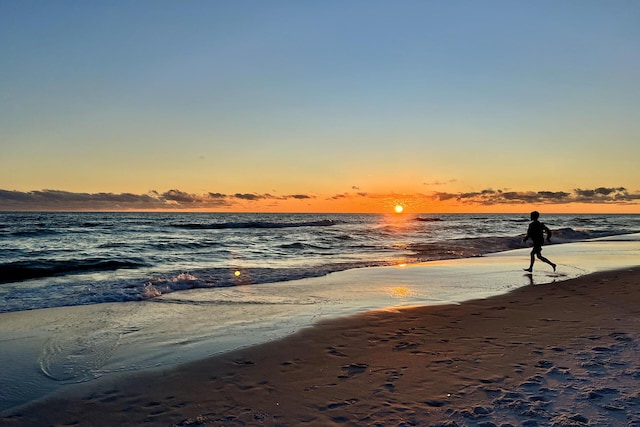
top-left (1, 1), bottom-right (639, 212)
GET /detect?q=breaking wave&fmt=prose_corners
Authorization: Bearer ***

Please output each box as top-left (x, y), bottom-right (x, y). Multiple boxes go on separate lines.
top-left (170, 219), bottom-right (339, 230)
top-left (0, 258), bottom-right (148, 284)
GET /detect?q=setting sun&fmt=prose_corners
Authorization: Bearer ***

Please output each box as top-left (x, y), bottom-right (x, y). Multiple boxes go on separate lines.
top-left (394, 204), bottom-right (404, 214)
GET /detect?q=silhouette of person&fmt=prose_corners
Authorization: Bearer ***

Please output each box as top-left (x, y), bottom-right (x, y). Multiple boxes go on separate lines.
top-left (523, 211), bottom-right (556, 272)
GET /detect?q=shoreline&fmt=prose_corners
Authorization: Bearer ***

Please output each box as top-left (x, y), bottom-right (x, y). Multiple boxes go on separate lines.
top-left (4, 266), bottom-right (640, 426)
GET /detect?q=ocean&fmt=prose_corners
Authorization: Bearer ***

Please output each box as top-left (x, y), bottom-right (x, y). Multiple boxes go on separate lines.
top-left (2, 212), bottom-right (640, 314)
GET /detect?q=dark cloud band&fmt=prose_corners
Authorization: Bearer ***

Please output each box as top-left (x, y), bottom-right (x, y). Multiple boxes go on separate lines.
top-left (0, 189), bottom-right (315, 211)
top-left (431, 187), bottom-right (639, 205)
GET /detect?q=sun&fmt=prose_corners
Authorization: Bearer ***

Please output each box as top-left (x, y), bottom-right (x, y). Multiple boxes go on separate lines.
top-left (394, 204), bottom-right (404, 214)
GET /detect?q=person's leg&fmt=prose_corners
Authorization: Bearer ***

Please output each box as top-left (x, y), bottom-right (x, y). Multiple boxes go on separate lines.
top-left (524, 248), bottom-right (536, 272)
top-left (536, 250), bottom-right (556, 271)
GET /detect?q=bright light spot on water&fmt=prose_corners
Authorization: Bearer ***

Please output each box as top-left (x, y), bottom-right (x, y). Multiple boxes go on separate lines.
top-left (390, 286), bottom-right (410, 298)
top-left (234, 271), bottom-right (241, 277)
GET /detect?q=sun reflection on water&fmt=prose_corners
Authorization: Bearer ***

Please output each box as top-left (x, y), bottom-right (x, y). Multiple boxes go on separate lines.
top-left (389, 286), bottom-right (410, 299)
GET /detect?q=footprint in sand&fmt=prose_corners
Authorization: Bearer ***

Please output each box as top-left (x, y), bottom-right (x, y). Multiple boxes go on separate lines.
top-left (233, 359), bottom-right (255, 366)
top-left (326, 346), bottom-right (348, 357)
top-left (338, 363), bottom-right (369, 379)
top-left (393, 341), bottom-right (420, 351)
top-left (319, 398), bottom-right (359, 411)
top-left (381, 369), bottom-right (405, 392)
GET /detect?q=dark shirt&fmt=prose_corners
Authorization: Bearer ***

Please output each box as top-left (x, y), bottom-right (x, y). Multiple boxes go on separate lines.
top-left (527, 220), bottom-right (548, 246)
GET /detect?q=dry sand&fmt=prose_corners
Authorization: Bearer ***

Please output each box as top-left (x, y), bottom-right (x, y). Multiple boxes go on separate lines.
top-left (3, 267), bottom-right (640, 427)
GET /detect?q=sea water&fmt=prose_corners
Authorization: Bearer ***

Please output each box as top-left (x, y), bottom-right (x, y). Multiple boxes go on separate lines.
top-left (1, 212), bottom-right (640, 413)
top-left (2, 212), bottom-right (639, 313)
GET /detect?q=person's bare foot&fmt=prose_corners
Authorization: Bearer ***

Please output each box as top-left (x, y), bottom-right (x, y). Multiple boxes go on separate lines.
top-left (552, 263), bottom-right (556, 272)
top-left (523, 267), bottom-right (532, 272)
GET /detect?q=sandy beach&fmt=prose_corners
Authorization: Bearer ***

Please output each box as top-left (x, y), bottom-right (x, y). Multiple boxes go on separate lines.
top-left (3, 266), bottom-right (639, 426)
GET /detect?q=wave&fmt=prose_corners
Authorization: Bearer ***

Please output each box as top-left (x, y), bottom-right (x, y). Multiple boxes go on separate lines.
top-left (550, 227), bottom-right (631, 241)
top-left (78, 221), bottom-right (117, 229)
top-left (0, 263), bottom-right (382, 313)
top-left (408, 236), bottom-right (525, 261)
top-left (141, 263), bottom-right (376, 300)
top-left (170, 219), bottom-right (339, 230)
top-left (0, 258), bottom-right (149, 284)
top-left (2, 229), bottom-right (59, 238)
top-left (551, 227), bottom-right (592, 241)
top-left (97, 241), bottom-right (220, 251)
top-left (407, 227), bottom-right (602, 261)
top-left (414, 217), bottom-right (443, 222)
top-left (279, 242), bottom-right (328, 250)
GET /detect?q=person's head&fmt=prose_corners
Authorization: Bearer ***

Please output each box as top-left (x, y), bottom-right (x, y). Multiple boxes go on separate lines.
top-left (530, 211), bottom-right (540, 221)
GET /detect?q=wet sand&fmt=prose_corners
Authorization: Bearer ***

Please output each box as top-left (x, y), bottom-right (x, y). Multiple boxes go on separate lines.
top-left (3, 266), bottom-right (640, 426)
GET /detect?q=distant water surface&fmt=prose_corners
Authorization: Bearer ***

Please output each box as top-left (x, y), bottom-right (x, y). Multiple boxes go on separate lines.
top-left (1, 212), bottom-right (639, 313)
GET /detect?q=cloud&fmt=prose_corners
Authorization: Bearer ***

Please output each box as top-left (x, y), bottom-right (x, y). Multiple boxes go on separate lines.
top-left (335, 192), bottom-right (415, 200)
top-left (163, 189), bottom-right (201, 204)
top-left (424, 179), bottom-right (457, 186)
top-left (0, 189), bottom-right (171, 210)
top-left (208, 192), bottom-right (227, 199)
top-left (232, 193), bottom-right (315, 201)
top-left (233, 193), bottom-right (264, 201)
top-left (572, 187), bottom-right (638, 202)
top-left (430, 187), bottom-right (639, 205)
top-left (0, 189), bottom-right (314, 211)
top-left (328, 192), bottom-right (372, 200)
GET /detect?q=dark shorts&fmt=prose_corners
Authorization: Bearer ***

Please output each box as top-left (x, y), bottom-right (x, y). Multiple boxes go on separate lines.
top-left (531, 241), bottom-right (544, 254)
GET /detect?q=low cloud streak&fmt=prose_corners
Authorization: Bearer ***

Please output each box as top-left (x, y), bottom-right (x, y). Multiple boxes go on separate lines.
top-left (0, 189), bottom-right (315, 211)
top-left (431, 187), bottom-right (640, 205)
top-left (1, 186), bottom-right (638, 211)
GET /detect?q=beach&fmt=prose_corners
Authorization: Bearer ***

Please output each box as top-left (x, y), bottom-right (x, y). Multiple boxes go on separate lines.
top-left (3, 1), bottom-right (640, 424)
top-left (3, 265), bottom-right (640, 426)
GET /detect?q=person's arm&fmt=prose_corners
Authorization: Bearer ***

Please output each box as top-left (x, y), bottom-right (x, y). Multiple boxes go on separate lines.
top-left (544, 224), bottom-right (552, 242)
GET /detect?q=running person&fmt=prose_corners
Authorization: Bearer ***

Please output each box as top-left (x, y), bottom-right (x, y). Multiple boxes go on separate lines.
top-left (523, 211), bottom-right (556, 272)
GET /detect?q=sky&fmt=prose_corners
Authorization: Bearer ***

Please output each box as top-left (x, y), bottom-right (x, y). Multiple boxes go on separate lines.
top-left (1, 0), bottom-right (639, 213)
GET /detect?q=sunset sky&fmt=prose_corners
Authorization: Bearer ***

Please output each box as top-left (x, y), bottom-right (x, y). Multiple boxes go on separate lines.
top-left (1, 1), bottom-right (639, 213)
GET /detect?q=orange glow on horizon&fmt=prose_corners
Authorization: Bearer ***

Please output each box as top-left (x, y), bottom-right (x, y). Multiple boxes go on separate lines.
top-left (56, 201), bottom-right (640, 214)
top-left (207, 199), bottom-right (640, 214)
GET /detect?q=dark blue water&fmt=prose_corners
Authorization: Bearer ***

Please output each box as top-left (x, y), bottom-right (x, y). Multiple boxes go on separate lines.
top-left (2, 212), bottom-right (639, 313)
